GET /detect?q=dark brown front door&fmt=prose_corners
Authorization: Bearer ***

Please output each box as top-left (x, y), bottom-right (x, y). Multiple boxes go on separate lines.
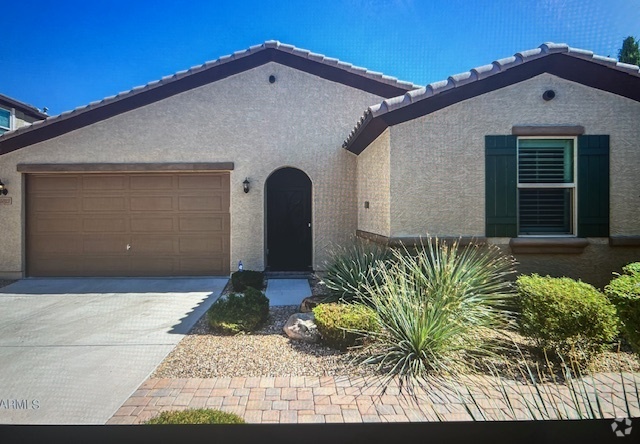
top-left (26, 172), bottom-right (230, 277)
top-left (266, 168), bottom-right (312, 271)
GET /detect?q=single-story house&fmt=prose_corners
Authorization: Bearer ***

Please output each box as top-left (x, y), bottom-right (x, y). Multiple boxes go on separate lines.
top-left (0, 41), bottom-right (638, 288)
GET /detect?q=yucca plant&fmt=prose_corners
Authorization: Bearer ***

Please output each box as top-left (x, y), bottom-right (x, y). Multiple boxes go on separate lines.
top-left (357, 237), bottom-right (517, 391)
top-left (322, 239), bottom-right (391, 303)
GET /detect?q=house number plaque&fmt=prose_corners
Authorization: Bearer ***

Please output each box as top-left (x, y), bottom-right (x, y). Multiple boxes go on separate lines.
top-left (0, 197), bottom-right (11, 205)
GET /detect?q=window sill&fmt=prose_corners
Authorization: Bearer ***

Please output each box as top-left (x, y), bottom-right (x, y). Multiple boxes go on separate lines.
top-left (509, 237), bottom-right (589, 254)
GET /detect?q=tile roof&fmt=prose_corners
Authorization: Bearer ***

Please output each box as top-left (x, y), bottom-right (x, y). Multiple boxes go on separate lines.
top-left (343, 42), bottom-right (640, 150)
top-left (0, 40), bottom-right (418, 146)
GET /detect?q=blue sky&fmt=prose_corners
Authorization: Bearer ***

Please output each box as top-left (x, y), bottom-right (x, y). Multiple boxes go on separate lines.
top-left (3, 0), bottom-right (639, 115)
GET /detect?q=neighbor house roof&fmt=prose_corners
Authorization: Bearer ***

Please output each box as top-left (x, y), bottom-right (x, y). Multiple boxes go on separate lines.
top-left (0, 93), bottom-right (47, 120)
top-left (0, 40), bottom-right (419, 156)
top-left (343, 42), bottom-right (640, 154)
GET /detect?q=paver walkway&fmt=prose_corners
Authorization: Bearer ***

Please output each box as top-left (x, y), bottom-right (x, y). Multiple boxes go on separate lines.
top-left (108, 373), bottom-right (640, 424)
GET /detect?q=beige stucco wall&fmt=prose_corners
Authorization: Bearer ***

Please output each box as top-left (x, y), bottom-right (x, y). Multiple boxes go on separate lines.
top-left (356, 128), bottom-right (390, 237)
top-left (387, 73), bottom-right (640, 287)
top-left (0, 62), bottom-right (384, 277)
top-left (390, 73), bottom-right (640, 236)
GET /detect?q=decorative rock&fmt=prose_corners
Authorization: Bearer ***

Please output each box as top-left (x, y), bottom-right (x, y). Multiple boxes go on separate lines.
top-left (283, 313), bottom-right (320, 343)
top-left (299, 295), bottom-right (328, 313)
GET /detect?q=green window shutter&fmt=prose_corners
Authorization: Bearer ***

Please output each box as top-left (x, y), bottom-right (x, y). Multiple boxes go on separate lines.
top-left (577, 135), bottom-right (609, 237)
top-left (485, 135), bottom-right (517, 237)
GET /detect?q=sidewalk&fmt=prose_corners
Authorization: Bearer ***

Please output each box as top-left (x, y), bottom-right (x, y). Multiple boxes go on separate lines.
top-left (107, 373), bottom-right (640, 424)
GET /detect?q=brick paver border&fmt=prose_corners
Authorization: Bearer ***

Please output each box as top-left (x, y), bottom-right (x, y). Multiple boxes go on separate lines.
top-left (107, 374), bottom-right (640, 424)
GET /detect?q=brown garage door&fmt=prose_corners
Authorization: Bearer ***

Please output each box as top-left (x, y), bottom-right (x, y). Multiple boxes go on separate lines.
top-left (26, 172), bottom-right (230, 277)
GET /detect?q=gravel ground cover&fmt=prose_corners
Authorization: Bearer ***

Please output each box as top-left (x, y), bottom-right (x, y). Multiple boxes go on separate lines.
top-left (152, 304), bottom-right (376, 378)
top-left (153, 277), bottom-right (640, 380)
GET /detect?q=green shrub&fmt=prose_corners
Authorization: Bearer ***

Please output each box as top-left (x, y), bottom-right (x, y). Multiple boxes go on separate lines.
top-left (207, 287), bottom-right (269, 334)
top-left (145, 408), bottom-right (245, 424)
top-left (359, 238), bottom-right (517, 385)
top-left (231, 270), bottom-right (265, 292)
top-left (605, 262), bottom-right (640, 352)
top-left (313, 303), bottom-right (379, 350)
top-left (517, 274), bottom-right (619, 355)
top-left (323, 240), bottom-right (390, 303)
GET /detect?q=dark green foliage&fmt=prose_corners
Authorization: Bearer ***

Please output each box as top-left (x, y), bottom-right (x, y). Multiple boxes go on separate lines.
top-left (145, 408), bottom-right (245, 424)
top-left (207, 287), bottom-right (269, 334)
top-left (517, 274), bottom-right (619, 355)
top-left (618, 36), bottom-right (640, 66)
top-left (605, 263), bottom-right (640, 352)
top-left (231, 270), bottom-right (265, 292)
top-left (323, 240), bottom-right (391, 303)
top-left (313, 303), bottom-right (379, 350)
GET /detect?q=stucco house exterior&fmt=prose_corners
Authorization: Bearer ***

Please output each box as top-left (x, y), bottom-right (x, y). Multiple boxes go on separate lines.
top-left (0, 41), bottom-right (638, 287)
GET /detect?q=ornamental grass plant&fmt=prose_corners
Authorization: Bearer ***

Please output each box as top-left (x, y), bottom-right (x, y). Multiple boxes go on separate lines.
top-left (322, 239), bottom-right (391, 303)
top-left (357, 237), bottom-right (517, 391)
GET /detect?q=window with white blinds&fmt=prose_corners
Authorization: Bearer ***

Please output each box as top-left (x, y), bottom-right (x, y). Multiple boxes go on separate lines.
top-left (517, 138), bottom-right (576, 235)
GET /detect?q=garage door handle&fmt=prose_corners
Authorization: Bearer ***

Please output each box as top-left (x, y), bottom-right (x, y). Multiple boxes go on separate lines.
top-left (126, 244), bottom-right (131, 251)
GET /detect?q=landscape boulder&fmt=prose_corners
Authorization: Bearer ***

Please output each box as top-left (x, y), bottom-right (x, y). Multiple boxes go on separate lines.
top-left (283, 312), bottom-right (320, 343)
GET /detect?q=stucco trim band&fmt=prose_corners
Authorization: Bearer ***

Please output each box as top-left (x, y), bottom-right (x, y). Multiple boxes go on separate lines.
top-left (356, 229), bottom-right (487, 247)
top-left (509, 237), bottom-right (589, 254)
top-left (609, 236), bottom-right (640, 247)
top-left (511, 125), bottom-right (585, 136)
top-left (17, 162), bottom-right (235, 173)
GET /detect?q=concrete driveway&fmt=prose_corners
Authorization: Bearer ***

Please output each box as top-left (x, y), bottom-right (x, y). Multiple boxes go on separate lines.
top-left (0, 277), bottom-right (227, 424)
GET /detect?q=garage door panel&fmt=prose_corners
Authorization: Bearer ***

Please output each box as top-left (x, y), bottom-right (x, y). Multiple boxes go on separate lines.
top-left (179, 196), bottom-right (225, 212)
top-left (83, 217), bottom-right (127, 233)
top-left (31, 196), bottom-right (80, 212)
top-left (29, 176), bottom-right (79, 192)
top-left (82, 175), bottom-right (127, 190)
top-left (83, 236), bottom-right (130, 254)
top-left (130, 175), bottom-right (174, 190)
top-left (27, 172), bottom-right (230, 277)
top-left (82, 196), bottom-right (126, 211)
top-left (130, 196), bottom-right (174, 211)
top-left (179, 215), bottom-right (228, 232)
top-left (29, 236), bottom-right (83, 254)
top-left (179, 174), bottom-right (227, 190)
top-left (179, 257), bottom-right (227, 275)
top-left (130, 257), bottom-right (176, 276)
top-left (130, 236), bottom-right (176, 254)
top-left (130, 217), bottom-right (175, 232)
top-left (32, 216), bottom-right (82, 233)
top-left (179, 236), bottom-right (225, 254)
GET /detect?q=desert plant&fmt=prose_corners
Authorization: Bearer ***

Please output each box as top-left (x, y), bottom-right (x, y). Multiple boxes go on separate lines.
top-left (207, 287), bottom-right (269, 334)
top-left (358, 238), bottom-right (517, 388)
top-left (322, 239), bottom-right (391, 303)
top-left (313, 302), bottom-right (379, 350)
top-left (606, 262), bottom-right (640, 352)
top-left (145, 408), bottom-right (245, 424)
top-left (517, 274), bottom-right (619, 356)
top-left (231, 270), bottom-right (265, 292)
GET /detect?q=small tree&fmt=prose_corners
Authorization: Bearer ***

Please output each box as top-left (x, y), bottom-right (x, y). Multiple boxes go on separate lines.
top-left (618, 36), bottom-right (640, 66)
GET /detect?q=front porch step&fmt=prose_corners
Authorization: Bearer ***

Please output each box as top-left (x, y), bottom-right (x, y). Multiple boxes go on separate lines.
top-left (264, 271), bottom-right (313, 279)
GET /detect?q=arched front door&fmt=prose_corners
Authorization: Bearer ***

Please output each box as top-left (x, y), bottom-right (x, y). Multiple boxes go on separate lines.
top-left (266, 168), bottom-right (312, 271)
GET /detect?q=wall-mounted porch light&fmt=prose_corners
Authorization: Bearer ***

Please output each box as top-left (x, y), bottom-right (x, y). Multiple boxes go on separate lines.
top-left (0, 180), bottom-right (7, 196)
top-left (243, 178), bottom-right (250, 193)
